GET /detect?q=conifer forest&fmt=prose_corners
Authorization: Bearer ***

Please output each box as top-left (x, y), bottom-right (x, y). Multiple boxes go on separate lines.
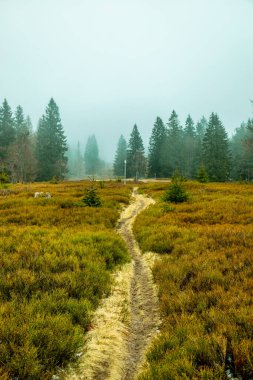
top-left (1, 98), bottom-right (253, 183)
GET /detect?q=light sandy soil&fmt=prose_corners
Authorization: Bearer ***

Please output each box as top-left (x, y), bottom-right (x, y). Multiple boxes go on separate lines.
top-left (65, 188), bottom-right (160, 380)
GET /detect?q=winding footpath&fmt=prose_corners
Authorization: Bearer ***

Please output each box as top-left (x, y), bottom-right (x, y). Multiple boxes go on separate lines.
top-left (118, 188), bottom-right (159, 379)
top-left (66, 188), bottom-right (160, 380)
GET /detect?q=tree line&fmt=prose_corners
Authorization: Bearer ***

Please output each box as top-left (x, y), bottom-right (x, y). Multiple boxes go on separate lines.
top-left (113, 109), bottom-right (253, 181)
top-left (1, 97), bottom-right (253, 183)
top-left (0, 98), bottom-right (68, 182)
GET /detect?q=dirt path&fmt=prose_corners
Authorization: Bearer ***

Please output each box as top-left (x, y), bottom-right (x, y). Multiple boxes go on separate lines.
top-left (118, 188), bottom-right (159, 379)
top-left (65, 188), bottom-right (159, 380)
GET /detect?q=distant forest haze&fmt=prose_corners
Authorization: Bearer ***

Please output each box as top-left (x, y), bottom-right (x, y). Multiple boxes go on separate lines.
top-left (0, 98), bottom-right (252, 182)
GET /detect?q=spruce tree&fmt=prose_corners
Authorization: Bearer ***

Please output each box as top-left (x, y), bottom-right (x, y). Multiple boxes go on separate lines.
top-left (183, 114), bottom-right (196, 178)
top-left (195, 116), bottom-right (208, 170)
top-left (0, 99), bottom-right (15, 159)
top-left (113, 135), bottom-right (127, 177)
top-left (230, 122), bottom-right (250, 180)
top-left (202, 113), bottom-right (231, 181)
top-left (36, 98), bottom-right (68, 181)
top-left (9, 106), bottom-right (36, 182)
top-left (148, 117), bottom-right (166, 178)
top-left (242, 118), bottom-right (253, 180)
top-left (127, 124), bottom-right (146, 179)
top-left (164, 110), bottom-right (184, 176)
top-left (84, 135), bottom-right (100, 175)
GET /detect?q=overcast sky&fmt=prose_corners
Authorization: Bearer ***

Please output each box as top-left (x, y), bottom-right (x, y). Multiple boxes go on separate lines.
top-left (1, 0), bottom-right (253, 161)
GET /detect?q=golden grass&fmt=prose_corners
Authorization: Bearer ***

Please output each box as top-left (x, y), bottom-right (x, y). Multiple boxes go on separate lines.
top-left (65, 262), bottom-right (133, 380)
top-left (135, 181), bottom-right (253, 379)
top-left (0, 180), bottom-right (133, 379)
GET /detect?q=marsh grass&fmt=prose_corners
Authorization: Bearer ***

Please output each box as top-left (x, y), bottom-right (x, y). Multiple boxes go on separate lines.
top-left (135, 181), bottom-right (253, 379)
top-left (0, 180), bottom-right (133, 379)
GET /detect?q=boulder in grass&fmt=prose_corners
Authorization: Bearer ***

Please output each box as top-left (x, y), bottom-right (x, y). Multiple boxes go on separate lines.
top-left (34, 192), bottom-right (52, 198)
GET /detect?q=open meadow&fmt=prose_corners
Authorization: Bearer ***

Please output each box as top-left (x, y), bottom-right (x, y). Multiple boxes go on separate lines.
top-left (0, 180), bottom-right (132, 379)
top-left (135, 181), bottom-right (253, 379)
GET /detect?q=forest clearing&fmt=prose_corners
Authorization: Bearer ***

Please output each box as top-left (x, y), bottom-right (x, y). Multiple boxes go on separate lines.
top-left (0, 179), bottom-right (252, 379)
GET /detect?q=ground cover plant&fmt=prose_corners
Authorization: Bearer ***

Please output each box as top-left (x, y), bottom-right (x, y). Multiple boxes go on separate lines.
top-left (0, 180), bottom-right (132, 379)
top-left (135, 181), bottom-right (253, 379)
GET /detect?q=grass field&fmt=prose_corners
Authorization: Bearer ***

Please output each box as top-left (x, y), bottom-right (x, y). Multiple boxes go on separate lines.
top-left (0, 180), bottom-right (132, 380)
top-left (135, 181), bottom-right (253, 379)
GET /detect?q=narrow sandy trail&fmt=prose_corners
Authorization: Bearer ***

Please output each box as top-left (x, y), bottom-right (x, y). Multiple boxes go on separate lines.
top-left (118, 188), bottom-right (159, 379)
top-left (65, 188), bottom-right (159, 380)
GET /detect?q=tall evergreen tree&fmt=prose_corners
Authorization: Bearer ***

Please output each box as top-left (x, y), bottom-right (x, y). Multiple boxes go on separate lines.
top-left (8, 106), bottom-right (37, 182)
top-left (163, 110), bottom-right (184, 176)
top-left (196, 116), bottom-right (208, 140)
top-left (113, 135), bottom-right (127, 177)
top-left (148, 117), bottom-right (166, 178)
top-left (202, 113), bottom-right (231, 181)
top-left (127, 124), bottom-right (146, 179)
top-left (0, 99), bottom-right (15, 161)
top-left (242, 118), bottom-right (253, 180)
top-left (84, 135), bottom-right (100, 175)
top-left (184, 114), bottom-right (195, 137)
top-left (195, 116), bottom-right (208, 170)
top-left (230, 122), bottom-right (250, 180)
top-left (183, 114), bottom-right (196, 178)
top-left (36, 98), bottom-right (68, 181)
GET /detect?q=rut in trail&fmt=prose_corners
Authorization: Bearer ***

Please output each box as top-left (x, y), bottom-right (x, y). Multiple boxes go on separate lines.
top-left (65, 188), bottom-right (159, 380)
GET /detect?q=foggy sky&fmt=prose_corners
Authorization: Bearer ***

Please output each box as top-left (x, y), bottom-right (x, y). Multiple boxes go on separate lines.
top-left (1, 0), bottom-right (253, 161)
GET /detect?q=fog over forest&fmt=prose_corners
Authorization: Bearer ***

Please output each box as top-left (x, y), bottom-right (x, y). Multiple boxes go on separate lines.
top-left (1, 0), bottom-right (253, 162)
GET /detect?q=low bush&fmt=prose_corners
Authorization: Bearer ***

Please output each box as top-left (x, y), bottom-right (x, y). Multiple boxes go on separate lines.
top-left (82, 186), bottom-right (101, 207)
top-left (163, 180), bottom-right (189, 204)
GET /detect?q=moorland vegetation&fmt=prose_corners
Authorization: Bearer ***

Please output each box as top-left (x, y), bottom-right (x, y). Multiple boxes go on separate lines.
top-left (135, 181), bottom-right (253, 379)
top-left (0, 180), bottom-right (132, 379)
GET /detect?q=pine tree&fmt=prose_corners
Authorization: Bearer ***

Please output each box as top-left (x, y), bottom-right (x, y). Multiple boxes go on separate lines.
top-left (184, 114), bottom-right (195, 137)
top-left (8, 106), bottom-right (37, 182)
top-left (183, 114), bottom-right (196, 178)
top-left (202, 113), bottom-right (231, 181)
top-left (230, 122), bottom-right (250, 180)
top-left (196, 116), bottom-right (208, 140)
top-left (148, 117), bottom-right (166, 178)
top-left (242, 118), bottom-right (253, 180)
top-left (36, 98), bottom-right (68, 181)
top-left (84, 135), bottom-right (100, 175)
top-left (127, 124), bottom-right (146, 179)
top-left (163, 110), bottom-right (184, 176)
top-left (195, 116), bottom-right (208, 170)
top-left (113, 135), bottom-right (127, 177)
top-left (0, 99), bottom-right (15, 160)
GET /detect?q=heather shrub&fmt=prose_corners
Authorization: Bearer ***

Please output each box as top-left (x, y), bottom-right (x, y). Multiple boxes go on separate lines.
top-left (0, 180), bottom-right (132, 378)
top-left (136, 181), bottom-right (253, 379)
